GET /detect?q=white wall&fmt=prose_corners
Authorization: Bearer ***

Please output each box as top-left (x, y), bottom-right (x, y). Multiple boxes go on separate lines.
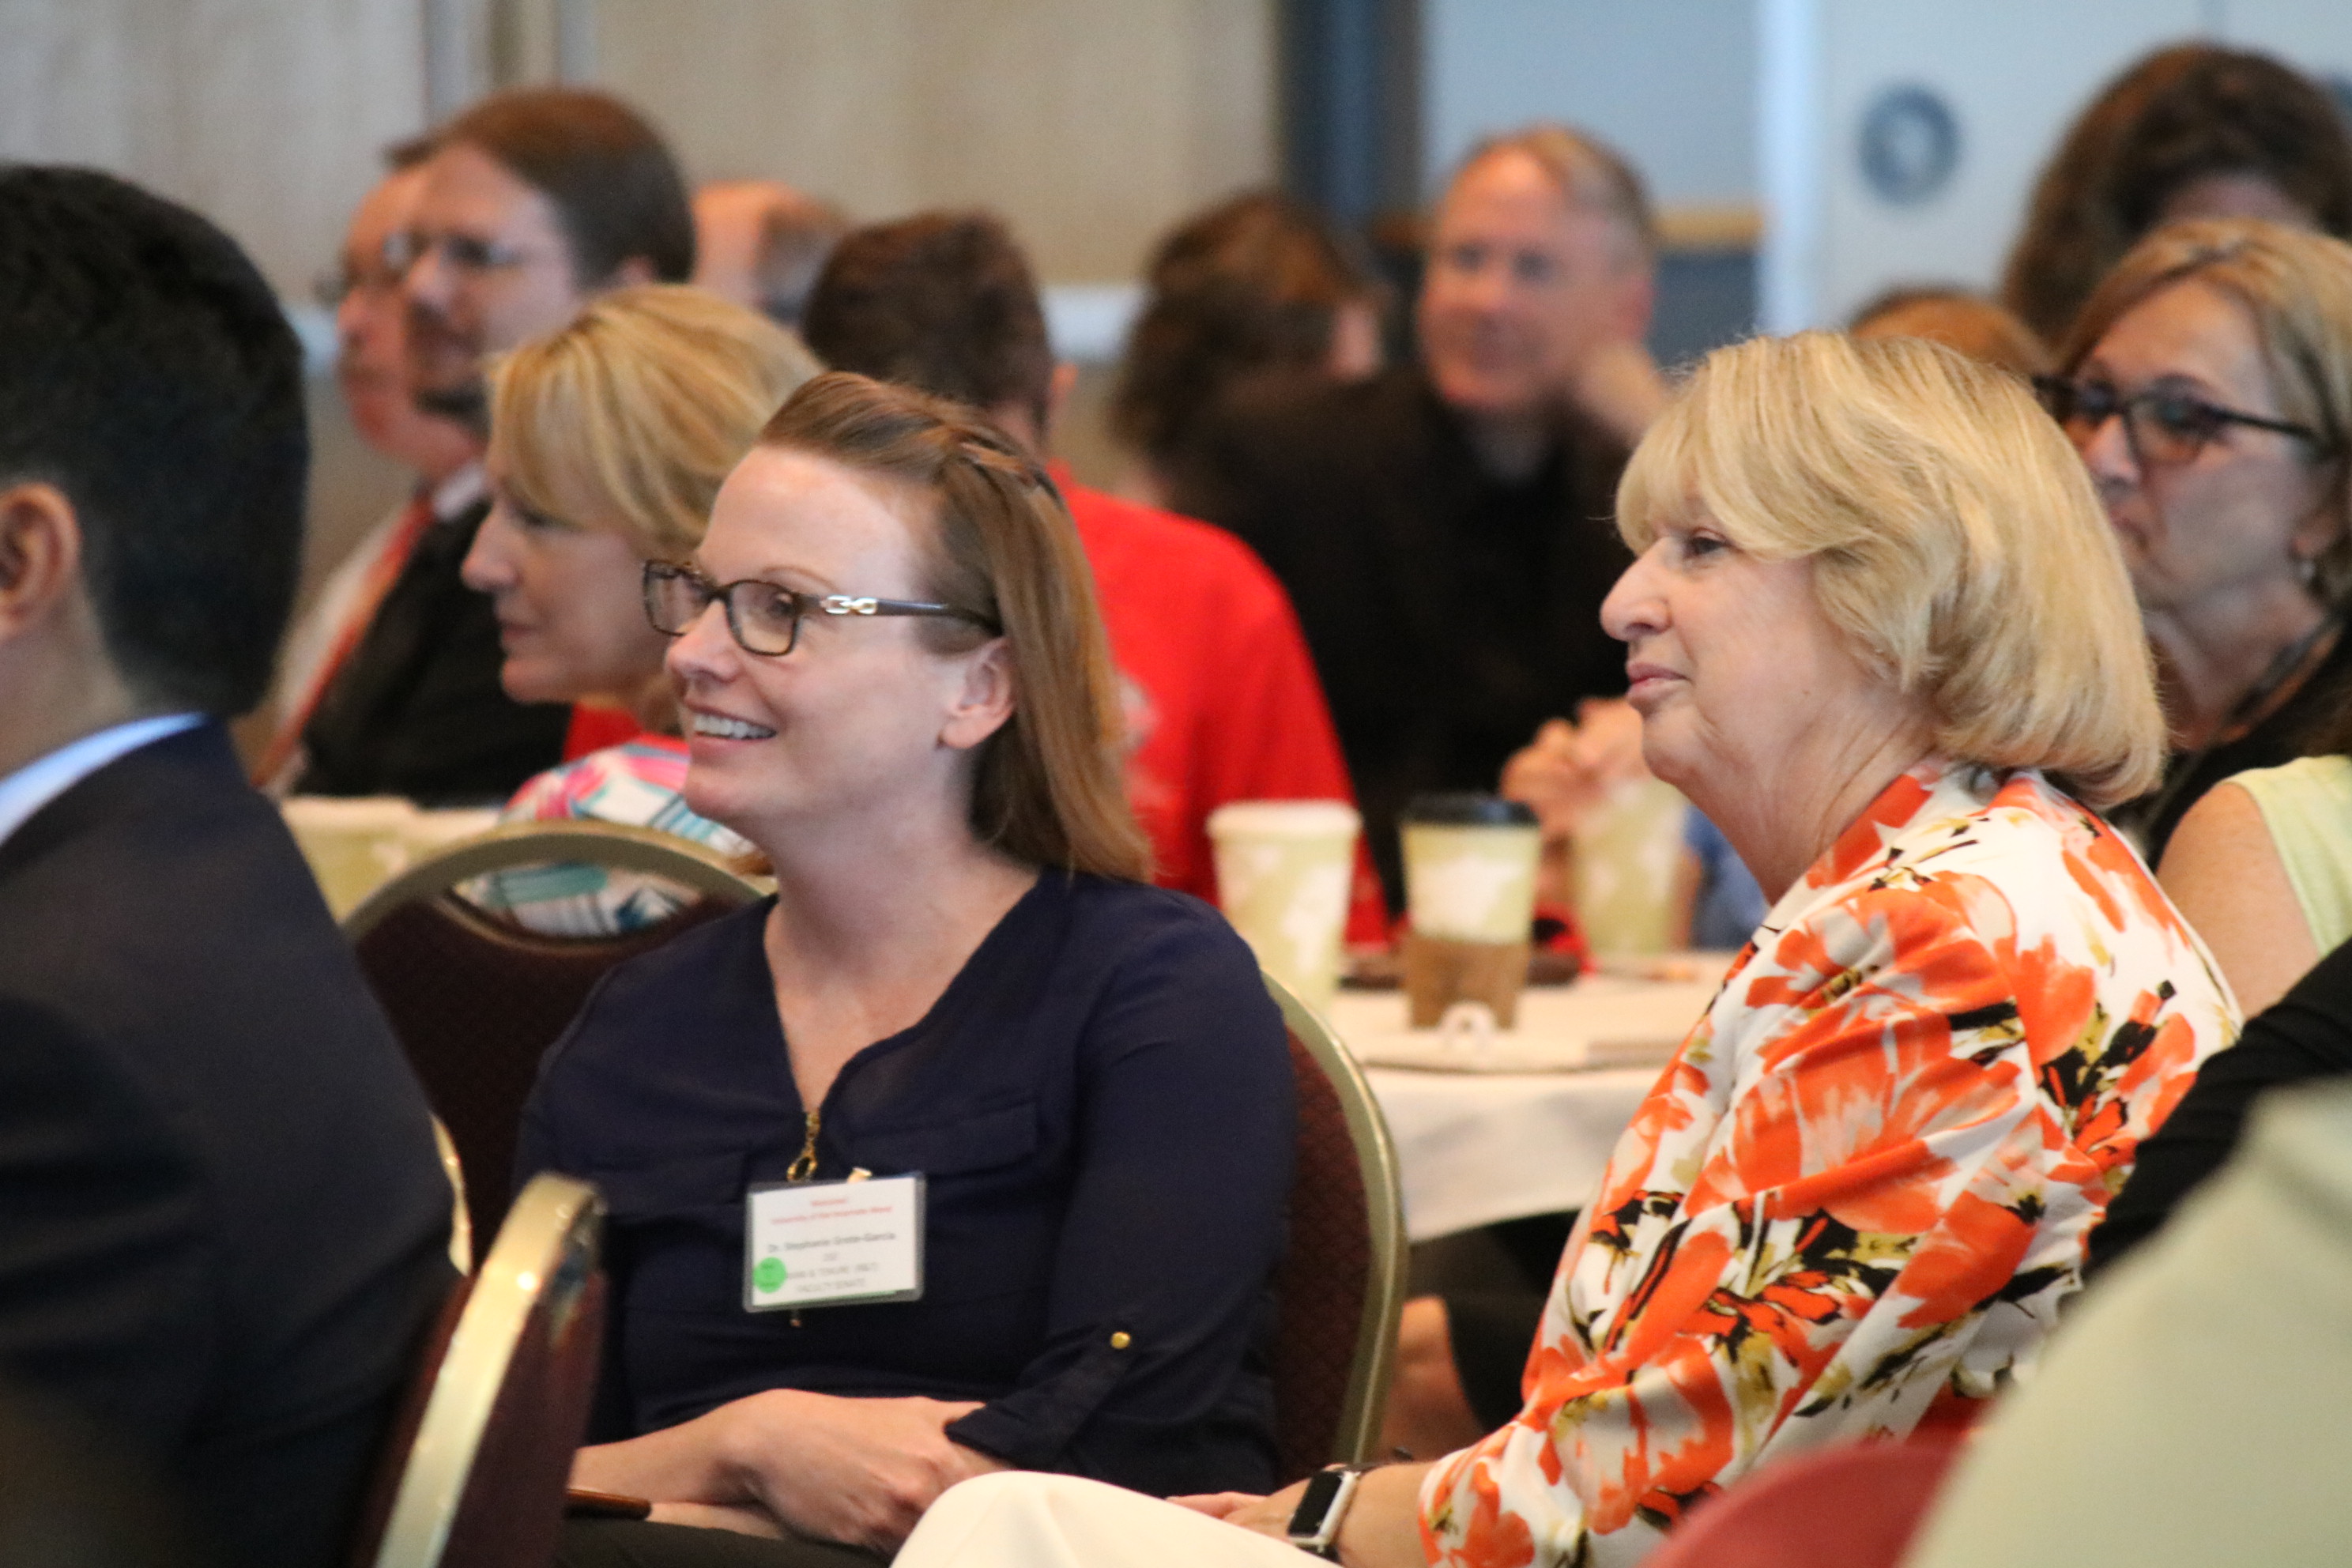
top-left (1761, 0), bottom-right (2352, 330)
top-left (1423, 0), bottom-right (1756, 209)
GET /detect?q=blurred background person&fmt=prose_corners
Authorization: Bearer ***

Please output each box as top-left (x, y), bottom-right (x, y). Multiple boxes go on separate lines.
top-left (801, 210), bottom-right (1381, 937)
top-left (1170, 124), bottom-right (1662, 912)
top-left (692, 177), bottom-right (850, 332)
top-left (0, 165), bottom-right (452, 1568)
top-left (295, 86), bottom-right (695, 803)
top-left (2143, 227), bottom-right (2352, 1012)
top-left (533, 374), bottom-right (1293, 1563)
top-left (1849, 285), bottom-right (2052, 377)
top-left (2002, 42), bottom-right (2352, 347)
top-left (2039, 220), bottom-right (2352, 861)
top-left (2077, 225), bottom-right (2352, 1276)
top-left (886, 329), bottom-right (2234, 1568)
top-left (459, 285), bottom-right (820, 933)
top-left (257, 141), bottom-right (480, 788)
top-left (1107, 189), bottom-right (1384, 508)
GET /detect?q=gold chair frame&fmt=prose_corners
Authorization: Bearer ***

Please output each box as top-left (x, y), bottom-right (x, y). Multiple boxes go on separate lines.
top-left (1265, 973), bottom-right (1409, 1466)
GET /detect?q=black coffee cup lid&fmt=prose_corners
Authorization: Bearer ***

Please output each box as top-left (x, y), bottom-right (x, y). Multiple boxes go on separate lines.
top-left (1400, 792), bottom-right (1537, 827)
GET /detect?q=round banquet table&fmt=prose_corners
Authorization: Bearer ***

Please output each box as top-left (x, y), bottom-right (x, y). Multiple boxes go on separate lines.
top-left (1322, 967), bottom-right (1728, 1242)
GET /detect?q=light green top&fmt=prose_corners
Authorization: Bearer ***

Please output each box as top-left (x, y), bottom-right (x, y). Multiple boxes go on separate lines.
top-left (2230, 753), bottom-right (2352, 956)
top-left (1905, 1080), bottom-right (2352, 1568)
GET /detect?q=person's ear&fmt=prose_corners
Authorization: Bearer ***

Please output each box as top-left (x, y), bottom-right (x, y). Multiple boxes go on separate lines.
top-left (0, 483), bottom-right (85, 643)
top-left (939, 638), bottom-right (1017, 753)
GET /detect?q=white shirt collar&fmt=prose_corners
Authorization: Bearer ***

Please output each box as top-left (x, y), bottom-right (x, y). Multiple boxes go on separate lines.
top-left (0, 713), bottom-right (205, 855)
top-left (430, 460), bottom-right (487, 524)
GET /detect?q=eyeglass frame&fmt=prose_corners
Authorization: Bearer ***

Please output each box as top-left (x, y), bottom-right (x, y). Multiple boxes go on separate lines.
top-left (387, 228), bottom-right (569, 281)
top-left (641, 559), bottom-right (997, 658)
top-left (2034, 373), bottom-right (2335, 467)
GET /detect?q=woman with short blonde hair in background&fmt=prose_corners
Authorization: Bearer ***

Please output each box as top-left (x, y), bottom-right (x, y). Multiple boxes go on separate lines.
top-left (883, 331), bottom-right (2234, 1568)
top-left (461, 284), bottom-right (819, 931)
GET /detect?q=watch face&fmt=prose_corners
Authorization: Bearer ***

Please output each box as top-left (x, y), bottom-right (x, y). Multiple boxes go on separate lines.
top-left (1287, 1468), bottom-right (1348, 1538)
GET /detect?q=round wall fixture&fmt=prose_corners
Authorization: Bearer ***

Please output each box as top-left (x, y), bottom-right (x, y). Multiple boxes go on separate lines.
top-left (1859, 84), bottom-right (1961, 206)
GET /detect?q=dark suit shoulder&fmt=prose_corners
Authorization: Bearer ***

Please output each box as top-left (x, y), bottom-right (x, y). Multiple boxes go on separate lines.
top-left (0, 724), bottom-right (452, 1568)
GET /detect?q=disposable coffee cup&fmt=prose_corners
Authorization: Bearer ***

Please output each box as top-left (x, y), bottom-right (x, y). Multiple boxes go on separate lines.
top-left (1400, 793), bottom-right (1541, 1028)
top-left (1207, 801), bottom-right (1361, 1008)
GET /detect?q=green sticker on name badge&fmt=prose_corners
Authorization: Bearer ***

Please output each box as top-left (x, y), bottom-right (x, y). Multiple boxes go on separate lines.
top-left (754, 1257), bottom-right (786, 1292)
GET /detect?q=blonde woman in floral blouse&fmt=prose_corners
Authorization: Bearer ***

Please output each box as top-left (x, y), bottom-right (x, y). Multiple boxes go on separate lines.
top-left (882, 331), bottom-right (2239, 1568)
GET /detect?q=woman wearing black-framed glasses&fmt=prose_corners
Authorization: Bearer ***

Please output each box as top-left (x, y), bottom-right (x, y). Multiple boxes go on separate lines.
top-left (2042, 219), bottom-right (2352, 879)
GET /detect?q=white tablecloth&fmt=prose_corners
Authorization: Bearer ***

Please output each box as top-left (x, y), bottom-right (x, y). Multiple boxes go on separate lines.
top-left (1323, 973), bottom-right (1724, 1242)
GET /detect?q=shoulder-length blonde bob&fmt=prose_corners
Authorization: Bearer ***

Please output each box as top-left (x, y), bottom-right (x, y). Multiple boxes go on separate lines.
top-left (760, 371), bottom-right (1152, 881)
top-left (2060, 218), bottom-right (2352, 601)
top-left (488, 284), bottom-right (820, 557)
top-left (1619, 331), bottom-right (2164, 808)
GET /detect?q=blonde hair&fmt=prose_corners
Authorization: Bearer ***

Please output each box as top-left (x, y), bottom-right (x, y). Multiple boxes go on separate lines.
top-left (488, 284), bottom-right (820, 556)
top-left (760, 372), bottom-right (1152, 881)
top-left (2060, 218), bottom-right (2352, 600)
top-left (1619, 332), bottom-right (2164, 807)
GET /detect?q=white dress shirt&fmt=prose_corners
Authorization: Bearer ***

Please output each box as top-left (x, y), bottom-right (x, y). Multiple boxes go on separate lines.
top-left (0, 712), bottom-right (203, 854)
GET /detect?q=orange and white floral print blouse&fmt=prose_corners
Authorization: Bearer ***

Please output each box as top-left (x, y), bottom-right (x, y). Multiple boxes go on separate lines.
top-left (1419, 760), bottom-right (2237, 1568)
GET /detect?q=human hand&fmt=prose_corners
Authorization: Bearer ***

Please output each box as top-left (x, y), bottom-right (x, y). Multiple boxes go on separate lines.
top-left (1501, 703), bottom-right (1649, 842)
top-left (1572, 337), bottom-right (1669, 447)
top-left (714, 1390), bottom-right (1008, 1554)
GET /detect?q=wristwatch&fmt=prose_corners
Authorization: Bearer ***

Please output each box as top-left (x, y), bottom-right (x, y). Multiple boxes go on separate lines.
top-left (1284, 1464), bottom-right (1368, 1560)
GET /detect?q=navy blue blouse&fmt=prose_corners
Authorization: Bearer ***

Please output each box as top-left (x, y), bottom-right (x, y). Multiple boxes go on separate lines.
top-left (515, 871), bottom-right (1295, 1496)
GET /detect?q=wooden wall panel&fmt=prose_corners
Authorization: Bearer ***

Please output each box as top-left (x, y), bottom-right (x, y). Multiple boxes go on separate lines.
top-left (589, 0), bottom-right (1279, 281)
top-left (0, 0), bottom-right (429, 297)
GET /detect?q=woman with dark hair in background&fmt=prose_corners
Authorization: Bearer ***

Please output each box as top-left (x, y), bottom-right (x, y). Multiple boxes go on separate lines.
top-left (2001, 42), bottom-right (2352, 346)
top-left (1109, 190), bottom-right (1381, 507)
top-left (528, 373), bottom-right (1296, 1566)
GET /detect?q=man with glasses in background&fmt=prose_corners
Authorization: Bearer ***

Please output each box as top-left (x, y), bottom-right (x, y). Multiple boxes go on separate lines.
top-left (256, 140), bottom-right (477, 786)
top-left (292, 86), bottom-right (695, 802)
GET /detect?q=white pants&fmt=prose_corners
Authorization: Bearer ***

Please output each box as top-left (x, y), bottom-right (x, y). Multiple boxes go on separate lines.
top-left (896, 1474), bottom-right (1314, 1568)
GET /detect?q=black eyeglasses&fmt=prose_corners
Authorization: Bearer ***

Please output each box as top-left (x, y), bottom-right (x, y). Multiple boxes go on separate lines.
top-left (642, 560), bottom-right (997, 657)
top-left (2034, 375), bottom-right (2333, 467)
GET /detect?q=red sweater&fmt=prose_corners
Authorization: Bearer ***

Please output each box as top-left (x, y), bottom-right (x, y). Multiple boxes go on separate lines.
top-left (1061, 477), bottom-right (1386, 943)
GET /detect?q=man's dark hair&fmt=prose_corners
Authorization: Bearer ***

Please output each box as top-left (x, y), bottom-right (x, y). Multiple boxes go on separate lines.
top-left (438, 88), bottom-right (695, 285)
top-left (801, 213), bottom-right (1054, 431)
top-left (0, 167), bottom-right (307, 717)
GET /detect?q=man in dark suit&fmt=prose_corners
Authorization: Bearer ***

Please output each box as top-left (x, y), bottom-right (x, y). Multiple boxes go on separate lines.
top-left (0, 168), bottom-right (454, 1568)
top-left (1171, 125), bottom-right (1661, 908)
top-left (294, 87), bottom-right (698, 801)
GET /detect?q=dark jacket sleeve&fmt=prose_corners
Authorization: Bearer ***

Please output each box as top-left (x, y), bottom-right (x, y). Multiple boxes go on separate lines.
top-left (0, 998), bottom-right (213, 1452)
top-left (2090, 934), bottom-right (2352, 1274)
top-left (944, 914), bottom-right (1295, 1495)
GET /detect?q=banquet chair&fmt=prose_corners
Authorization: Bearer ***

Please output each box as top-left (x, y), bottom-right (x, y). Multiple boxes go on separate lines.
top-left (345, 822), bottom-right (767, 1243)
top-left (1640, 1436), bottom-right (1968, 1568)
top-left (351, 1173), bottom-right (608, 1568)
top-left (1263, 974), bottom-right (1409, 1481)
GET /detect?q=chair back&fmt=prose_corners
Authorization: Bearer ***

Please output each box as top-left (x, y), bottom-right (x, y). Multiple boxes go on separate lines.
top-left (1641, 1437), bottom-right (1967, 1568)
top-left (1264, 973), bottom-right (1408, 1481)
top-left (346, 822), bottom-right (767, 1242)
top-left (352, 1174), bottom-right (608, 1568)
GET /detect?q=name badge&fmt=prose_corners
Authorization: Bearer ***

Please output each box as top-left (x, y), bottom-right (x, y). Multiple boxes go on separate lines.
top-left (744, 1174), bottom-right (925, 1312)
